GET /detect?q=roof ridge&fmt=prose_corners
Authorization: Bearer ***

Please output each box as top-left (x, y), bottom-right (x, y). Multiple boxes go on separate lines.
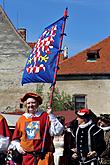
top-left (0, 5), bottom-right (30, 50)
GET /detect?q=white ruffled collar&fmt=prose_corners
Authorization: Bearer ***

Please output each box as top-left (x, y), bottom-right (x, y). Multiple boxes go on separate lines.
top-left (79, 120), bottom-right (92, 128)
top-left (99, 126), bottom-right (110, 131)
top-left (23, 110), bottom-right (44, 119)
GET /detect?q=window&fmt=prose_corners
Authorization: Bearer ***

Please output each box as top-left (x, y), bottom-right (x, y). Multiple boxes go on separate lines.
top-left (86, 49), bottom-right (101, 62)
top-left (20, 103), bottom-right (23, 109)
top-left (72, 94), bottom-right (87, 111)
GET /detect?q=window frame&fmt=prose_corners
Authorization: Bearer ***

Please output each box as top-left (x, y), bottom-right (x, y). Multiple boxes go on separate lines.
top-left (72, 94), bottom-right (87, 111)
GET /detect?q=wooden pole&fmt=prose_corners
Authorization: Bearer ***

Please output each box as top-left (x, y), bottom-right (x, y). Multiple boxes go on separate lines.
top-left (49, 8), bottom-right (68, 108)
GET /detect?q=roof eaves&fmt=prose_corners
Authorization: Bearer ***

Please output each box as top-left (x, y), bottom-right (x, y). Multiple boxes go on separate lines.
top-left (57, 73), bottom-right (110, 80)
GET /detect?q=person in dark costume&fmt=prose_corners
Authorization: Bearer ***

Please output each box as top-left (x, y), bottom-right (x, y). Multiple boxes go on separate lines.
top-left (63, 118), bottom-right (79, 165)
top-left (72, 109), bottom-right (106, 165)
top-left (98, 114), bottom-right (110, 165)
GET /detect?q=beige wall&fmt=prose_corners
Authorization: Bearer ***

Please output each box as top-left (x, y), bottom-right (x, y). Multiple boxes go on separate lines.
top-left (1, 74), bottom-right (110, 115)
top-left (54, 79), bottom-right (110, 115)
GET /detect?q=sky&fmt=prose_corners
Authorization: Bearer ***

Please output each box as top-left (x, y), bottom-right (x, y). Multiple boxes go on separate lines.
top-left (0, 0), bottom-right (110, 57)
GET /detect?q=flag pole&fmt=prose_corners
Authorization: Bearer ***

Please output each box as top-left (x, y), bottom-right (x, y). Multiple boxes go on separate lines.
top-left (49, 8), bottom-right (68, 108)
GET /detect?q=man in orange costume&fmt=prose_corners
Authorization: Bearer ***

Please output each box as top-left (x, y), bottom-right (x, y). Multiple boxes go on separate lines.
top-left (9, 92), bottom-right (64, 165)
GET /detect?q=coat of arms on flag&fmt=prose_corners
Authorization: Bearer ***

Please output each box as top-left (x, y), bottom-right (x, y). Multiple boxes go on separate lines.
top-left (22, 11), bottom-right (68, 85)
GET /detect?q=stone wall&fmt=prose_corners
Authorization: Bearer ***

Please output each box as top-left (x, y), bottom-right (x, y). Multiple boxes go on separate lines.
top-left (0, 6), bottom-right (37, 112)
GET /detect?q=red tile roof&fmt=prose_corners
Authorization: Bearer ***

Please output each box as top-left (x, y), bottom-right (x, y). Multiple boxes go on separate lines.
top-left (58, 36), bottom-right (110, 75)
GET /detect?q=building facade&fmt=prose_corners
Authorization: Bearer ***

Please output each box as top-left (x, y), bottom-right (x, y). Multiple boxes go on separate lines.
top-left (0, 6), bottom-right (37, 112)
top-left (57, 37), bottom-right (110, 115)
top-left (1, 5), bottom-right (110, 116)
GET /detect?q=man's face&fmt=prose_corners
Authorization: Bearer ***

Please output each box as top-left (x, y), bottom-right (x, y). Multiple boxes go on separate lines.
top-left (26, 97), bottom-right (39, 114)
top-left (99, 120), bottom-right (109, 127)
top-left (77, 116), bottom-right (85, 125)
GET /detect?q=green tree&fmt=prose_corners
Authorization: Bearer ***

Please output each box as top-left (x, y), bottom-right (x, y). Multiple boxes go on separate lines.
top-left (46, 87), bottom-right (74, 111)
top-left (35, 84), bottom-right (74, 111)
top-left (36, 84), bottom-right (44, 97)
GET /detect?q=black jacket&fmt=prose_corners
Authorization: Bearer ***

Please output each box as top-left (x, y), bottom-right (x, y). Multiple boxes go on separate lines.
top-left (76, 121), bottom-right (106, 163)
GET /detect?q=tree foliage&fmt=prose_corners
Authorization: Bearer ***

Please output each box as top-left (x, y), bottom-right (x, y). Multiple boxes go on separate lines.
top-left (36, 84), bottom-right (44, 97)
top-left (47, 87), bottom-right (74, 111)
top-left (35, 84), bottom-right (74, 111)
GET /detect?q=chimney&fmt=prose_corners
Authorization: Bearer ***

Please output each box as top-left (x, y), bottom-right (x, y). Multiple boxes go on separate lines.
top-left (63, 45), bottom-right (68, 59)
top-left (17, 28), bottom-right (26, 41)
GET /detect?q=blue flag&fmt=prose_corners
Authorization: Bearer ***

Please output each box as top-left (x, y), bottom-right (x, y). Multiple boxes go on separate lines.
top-left (22, 16), bottom-right (66, 85)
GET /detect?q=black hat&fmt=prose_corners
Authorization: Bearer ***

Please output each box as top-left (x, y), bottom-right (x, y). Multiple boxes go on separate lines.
top-left (99, 114), bottom-right (110, 122)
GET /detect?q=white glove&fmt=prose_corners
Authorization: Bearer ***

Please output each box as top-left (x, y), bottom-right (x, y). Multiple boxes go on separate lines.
top-left (16, 142), bottom-right (26, 154)
top-left (8, 141), bottom-right (17, 150)
top-left (49, 114), bottom-right (64, 136)
top-left (8, 140), bottom-right (25, 154)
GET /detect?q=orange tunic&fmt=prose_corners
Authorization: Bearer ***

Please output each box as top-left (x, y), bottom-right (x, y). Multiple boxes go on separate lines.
top-left (12, 112), bottom-right (54, 165)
